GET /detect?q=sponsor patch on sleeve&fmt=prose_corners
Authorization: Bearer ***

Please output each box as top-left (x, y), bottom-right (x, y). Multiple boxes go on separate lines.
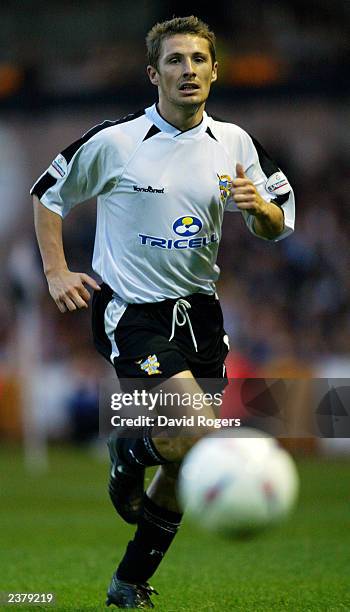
top-left (265, 171), bottom-right (290, 196)
top-left (48, 154), bottom-right (68, 179)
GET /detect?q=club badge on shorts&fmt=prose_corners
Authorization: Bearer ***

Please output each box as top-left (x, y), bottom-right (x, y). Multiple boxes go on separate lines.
top-left (136, 354), bottom-right (162, 375)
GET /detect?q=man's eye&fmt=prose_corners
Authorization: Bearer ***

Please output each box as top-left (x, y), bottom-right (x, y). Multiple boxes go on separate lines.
top-left (169, 58), bottom-right (179, 63)
top-left (195, 57), bottom-right (206, 62)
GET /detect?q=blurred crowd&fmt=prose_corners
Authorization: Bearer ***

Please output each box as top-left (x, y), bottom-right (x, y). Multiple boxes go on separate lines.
top-left (220, 145), bottom-right (350, 368)
top-left (0, 1), bottom-right (348, 106)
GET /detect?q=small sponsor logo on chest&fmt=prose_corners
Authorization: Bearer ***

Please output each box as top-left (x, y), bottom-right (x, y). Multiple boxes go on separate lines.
top-left (133, 185), bottom-right (165, 194)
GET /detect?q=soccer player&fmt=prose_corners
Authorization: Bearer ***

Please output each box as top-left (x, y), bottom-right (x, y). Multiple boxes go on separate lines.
top-left (31, 16), bottom-right (295, 609)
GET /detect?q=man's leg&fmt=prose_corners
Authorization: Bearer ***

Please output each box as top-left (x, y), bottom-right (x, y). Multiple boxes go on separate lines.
top-left (147, 463), bottom-right (181, 512)
top-left (106, 371), bottom-right (216, 608)
top-left (108, 369), bottom-right (216, 522)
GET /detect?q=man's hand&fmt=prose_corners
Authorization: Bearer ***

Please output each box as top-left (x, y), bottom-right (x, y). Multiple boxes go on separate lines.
top-left (33, 197), bottom-right (101, 311)
top-left (46, 269), bottom-right (101, 313)
top-left (231, 163), bottom-right (284, 239)
top-left (231, 163), bottom-right (268, 216)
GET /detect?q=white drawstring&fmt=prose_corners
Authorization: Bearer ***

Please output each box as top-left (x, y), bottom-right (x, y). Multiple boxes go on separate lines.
top-left (169, 299), bottom-right (198, 352)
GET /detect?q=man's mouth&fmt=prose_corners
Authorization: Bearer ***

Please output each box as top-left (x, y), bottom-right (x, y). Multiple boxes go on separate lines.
top-left (179, 83), bottom-right (200, 91)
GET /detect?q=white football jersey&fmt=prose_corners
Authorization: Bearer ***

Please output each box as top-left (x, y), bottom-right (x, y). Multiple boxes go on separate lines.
top-left (31, 104), bottom-right (295, 303)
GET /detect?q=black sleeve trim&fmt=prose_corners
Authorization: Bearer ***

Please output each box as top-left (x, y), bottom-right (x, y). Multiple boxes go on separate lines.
top-left (249, 135), bottom-right (280, 177)
top-left (249, 134), bottom-right (291, 208)
top-left (272, 193), bottom-right (290, 206)
top-left (61, 109), bottom-right (145, 164)
top-left (31, 109), bottom-right (145, 201)
top-left (30, 172), bottom-right (57, 199)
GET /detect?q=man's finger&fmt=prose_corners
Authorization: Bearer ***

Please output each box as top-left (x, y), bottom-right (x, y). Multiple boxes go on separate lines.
top-left (233, 194), bottom-right (255, 203)
top-left (62, 296), bottom-right (78, 311)
top-left (68, 289), bottom-right (88, 309)
top-left (234, 201), bottom-right (255, 210)
top-left (56, 301), bottom-right (67, 313)
top-left (236, 162), bottom-right (246, 179)
top-left (232, 178), bottom-right (250, 187)
top-left (232, 185), bottom-right (255, 195)
top-left (81, 274), bottom-right (101, 290)
top-left (77, 285), bottom-right (91, 301)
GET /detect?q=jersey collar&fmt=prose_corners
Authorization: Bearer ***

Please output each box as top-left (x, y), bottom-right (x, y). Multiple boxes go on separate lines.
top-left (145, 104), bottom-right (208, 138)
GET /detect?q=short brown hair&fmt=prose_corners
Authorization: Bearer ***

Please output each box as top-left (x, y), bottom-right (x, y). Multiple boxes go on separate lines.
top-left (146, 15), bottom-right (216, 69)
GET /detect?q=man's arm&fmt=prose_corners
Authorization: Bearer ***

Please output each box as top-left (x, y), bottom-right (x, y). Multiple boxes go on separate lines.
top-left (33, 195), bottom-right (100, 313)
top-left (231, 163), bottom-right (284, 240)
top-left (250, 199), bottom-right (284, 241)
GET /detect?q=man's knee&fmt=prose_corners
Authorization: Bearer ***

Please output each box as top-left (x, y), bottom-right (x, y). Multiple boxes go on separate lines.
top-left (150, 372), bottom-right (219, 462)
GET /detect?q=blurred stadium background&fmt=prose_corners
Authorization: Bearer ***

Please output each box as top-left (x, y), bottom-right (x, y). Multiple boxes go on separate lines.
top-left (1, 0), bottom-right (349, 451)
top-left (0, 2), bottom-right (350, 609)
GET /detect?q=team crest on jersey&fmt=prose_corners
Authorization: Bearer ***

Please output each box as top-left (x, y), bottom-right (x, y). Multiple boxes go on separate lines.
top-left (217, 174), bottom-right (233, 204)
top-left (137, 354), bottom-right (162, 375)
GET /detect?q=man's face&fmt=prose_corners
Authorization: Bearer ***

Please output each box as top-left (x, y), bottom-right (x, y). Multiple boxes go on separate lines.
top-left (147, 34), bottom-right (218, 110)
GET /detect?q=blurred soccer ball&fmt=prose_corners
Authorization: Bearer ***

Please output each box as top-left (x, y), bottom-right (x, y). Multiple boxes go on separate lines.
top-left (178, 428), bottom-right (299, 536)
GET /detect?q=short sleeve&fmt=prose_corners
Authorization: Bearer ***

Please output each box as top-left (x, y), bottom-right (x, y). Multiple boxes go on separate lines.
top-left (226, 132), bottom-right (295, 242)
top-left (30, 123), bottom-right (119, 218)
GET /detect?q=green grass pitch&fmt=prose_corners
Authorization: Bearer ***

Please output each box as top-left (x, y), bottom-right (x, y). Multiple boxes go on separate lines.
top-left (1, 445), bottom-right (349, 611)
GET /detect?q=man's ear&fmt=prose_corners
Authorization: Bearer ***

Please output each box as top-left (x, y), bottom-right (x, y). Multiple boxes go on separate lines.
top-left (147, 65), bottom-right (159, 86)
top-left (211, 61), bottom-right (218, 84)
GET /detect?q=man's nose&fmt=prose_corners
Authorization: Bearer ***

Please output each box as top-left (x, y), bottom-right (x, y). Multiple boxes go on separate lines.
top-left (182, 59), bottom-right (196, 76)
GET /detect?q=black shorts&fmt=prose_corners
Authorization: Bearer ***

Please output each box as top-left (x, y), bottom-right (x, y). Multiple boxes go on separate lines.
top-left (92, 283), bottom-right (229, 390)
